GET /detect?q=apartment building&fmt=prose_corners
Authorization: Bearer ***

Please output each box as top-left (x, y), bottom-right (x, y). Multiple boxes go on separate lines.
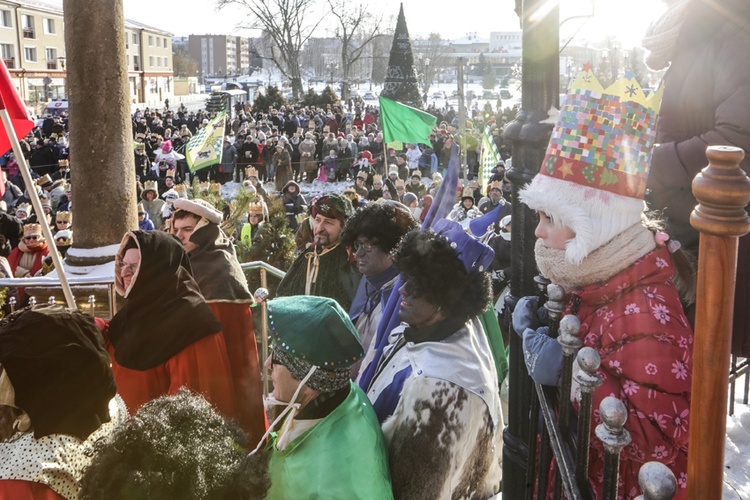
top-left (0, 0), bottom-right (173, 106)
top-left (189, 34), bottom-right (254, 80)
top-left (125, 20), bottom-right (173, 105)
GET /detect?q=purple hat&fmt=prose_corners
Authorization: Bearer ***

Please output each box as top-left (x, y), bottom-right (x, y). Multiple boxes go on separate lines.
top-left (433, 219), bottom-right (494, 274)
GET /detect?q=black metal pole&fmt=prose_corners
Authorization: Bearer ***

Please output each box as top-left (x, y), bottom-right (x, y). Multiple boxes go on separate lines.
top-left (502, 0), bottom-right (559, 497)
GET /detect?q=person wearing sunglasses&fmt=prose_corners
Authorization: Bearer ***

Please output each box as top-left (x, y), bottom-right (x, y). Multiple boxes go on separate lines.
top-left (341, 201), bottom-right (418, 380)
top-left (8, 224), bottom-right (49, 279)
top-left (363, 219), bottom-right (503, 499)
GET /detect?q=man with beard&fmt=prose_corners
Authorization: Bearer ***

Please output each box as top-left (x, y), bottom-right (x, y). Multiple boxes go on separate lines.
top-left (276, 194), bottom-right (361, 311)
top-left (170, 198), bottom-right (267, 447)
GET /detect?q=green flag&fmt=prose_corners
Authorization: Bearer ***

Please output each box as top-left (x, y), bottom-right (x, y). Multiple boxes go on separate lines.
top-left (186, 111), bottom-right (226, 172)
top-left (378, 96), bottom-right (436, 145)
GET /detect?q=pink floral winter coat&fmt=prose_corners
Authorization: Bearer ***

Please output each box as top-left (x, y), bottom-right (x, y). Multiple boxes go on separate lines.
top-left (567, 245), bottom-right (692, 499)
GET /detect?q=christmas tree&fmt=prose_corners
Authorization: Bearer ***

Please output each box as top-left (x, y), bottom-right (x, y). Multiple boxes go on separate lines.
top-left (235, 197), bottom-right (295, 295)
top-left (380, 4), bottom-right (423, 109)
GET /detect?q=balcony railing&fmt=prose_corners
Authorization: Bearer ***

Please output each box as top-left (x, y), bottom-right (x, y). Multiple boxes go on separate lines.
top-left (22, 27), bottom-right (35, 39)
top-left (3, 57), bottom-right (14, 69)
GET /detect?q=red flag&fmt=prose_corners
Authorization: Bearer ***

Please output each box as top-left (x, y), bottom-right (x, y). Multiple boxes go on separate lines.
top-left (0, 59), bottom-right (34, 155)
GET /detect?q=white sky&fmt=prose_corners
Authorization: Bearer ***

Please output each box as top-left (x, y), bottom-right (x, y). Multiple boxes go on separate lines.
top-left (122, 0), bottom-right (665, 49)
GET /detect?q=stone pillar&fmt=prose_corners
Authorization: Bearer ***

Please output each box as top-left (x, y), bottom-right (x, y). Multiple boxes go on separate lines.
top-left (502, 0), bottom-right (559, 497)
top-left (63, 0), bottom-right (136, 268)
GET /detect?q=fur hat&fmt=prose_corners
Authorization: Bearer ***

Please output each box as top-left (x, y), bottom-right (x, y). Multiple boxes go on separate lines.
top-left (172, 198), bottom-right (222, 225)
top-left (311, 194), bottom-right (354, 223)
top-left (519, 67), bottom-right (663, 264)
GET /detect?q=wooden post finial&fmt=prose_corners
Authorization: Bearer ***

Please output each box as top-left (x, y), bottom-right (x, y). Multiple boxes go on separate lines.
top-left (690, 145), bottom-right (750, 237)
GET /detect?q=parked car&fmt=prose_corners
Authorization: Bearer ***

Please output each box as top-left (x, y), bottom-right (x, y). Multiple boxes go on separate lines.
top-left (431, 91), bottom-right (445, 100)
top-left (482, 90), bottom-right (499, 99)
top-left (499, 89), bottom-right (512, 100)
top-left (363, 91), bottom-right (377, 100)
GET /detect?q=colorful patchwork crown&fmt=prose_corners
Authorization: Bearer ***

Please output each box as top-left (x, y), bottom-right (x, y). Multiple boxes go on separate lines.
top-left (520, 65), bottom-right (664, 264)
top-left (245, 167), bottom-right (258, 179)
top-left (542, 65), bottom-right (663, 200)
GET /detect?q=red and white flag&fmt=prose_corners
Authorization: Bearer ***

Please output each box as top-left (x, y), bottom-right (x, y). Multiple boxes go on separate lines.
top-left (0, 59), bottom-right (34, 198)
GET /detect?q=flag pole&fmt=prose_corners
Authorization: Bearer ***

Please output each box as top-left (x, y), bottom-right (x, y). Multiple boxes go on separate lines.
top-left (0, 109), bottom-right (76, 310)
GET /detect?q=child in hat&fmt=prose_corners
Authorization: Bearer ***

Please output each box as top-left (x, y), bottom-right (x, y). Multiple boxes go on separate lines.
top-left (513, 67), bottom-right (693, 498)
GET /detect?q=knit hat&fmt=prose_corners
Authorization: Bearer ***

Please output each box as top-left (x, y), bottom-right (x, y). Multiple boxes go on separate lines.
top-left (519, 66), bottom-right (663, 264)
top-left (267, 296), bottom-right (363, 392)
top-left (55, 229), bottom-right (73, 246)
top-left (172, 198), bottom-right (223, 225)
top-left (311, 194), bottom-right (353, 223)
top-left (388, 166), bottom-right (398, 176)
top-left (402, 192), bottom-right (418, 206)
top-left (411, 170), bottom-right (422, 179)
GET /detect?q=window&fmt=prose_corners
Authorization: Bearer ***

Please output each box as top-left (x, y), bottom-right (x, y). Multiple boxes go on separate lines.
top-left (149, 55), bottom-right (154, 67)
top-left (44, 18), bottom-right (55, 34)
top-left (24, 46), bottom-right (37, 62)
top-left (163, 38), bottom-right (168, 48)
top-left (45, 47), bottom-right (57, 69)
top-left (1, 43), bottom-right (13, 68)
top-left (133, 55), bottom-right (140, 70)
top-left (21, 15), bottom-right (35, 39)
top-left (0, 10), bottom-right (11, 28)
top-left (148, 35), bottom-right (153, 47)
top-left (156, 37), bottom-right (161, 48)
top-left (132, 33), bottom-right (138, 44)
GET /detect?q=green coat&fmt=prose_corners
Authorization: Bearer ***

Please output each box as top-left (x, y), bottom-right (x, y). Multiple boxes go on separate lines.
top-left (267, 381), bottom-right (393, 499)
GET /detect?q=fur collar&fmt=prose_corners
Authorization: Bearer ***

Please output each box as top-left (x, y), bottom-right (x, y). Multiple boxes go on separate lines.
top-left (535, 223), bottom-right (656, 292)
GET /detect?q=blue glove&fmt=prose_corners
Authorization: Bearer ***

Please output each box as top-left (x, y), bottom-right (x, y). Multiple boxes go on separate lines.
top-left (512, 296), bottom-right (549, 336)
top-left (522, 326), bottom-right (563, 386)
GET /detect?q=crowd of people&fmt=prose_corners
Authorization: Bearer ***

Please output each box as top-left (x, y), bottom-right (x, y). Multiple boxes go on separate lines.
top-left (3, 0), bottom-right (750, 493)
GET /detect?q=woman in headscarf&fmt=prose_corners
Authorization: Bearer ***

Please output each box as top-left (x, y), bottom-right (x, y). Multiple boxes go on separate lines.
top-left (101, 230), bottom-right (235, 420)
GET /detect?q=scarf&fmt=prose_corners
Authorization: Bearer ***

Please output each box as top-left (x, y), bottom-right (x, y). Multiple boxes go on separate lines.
top-left (534, 223), bottom-right (656, 293)
top-left (641, 0), bottom-right (692, 70)
top-left (108, 231), bottom-right (223, 371)
top-left (304, 243), bottom-right (340, 295)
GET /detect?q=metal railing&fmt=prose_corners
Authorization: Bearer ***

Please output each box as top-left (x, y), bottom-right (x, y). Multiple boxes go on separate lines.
top-left (524, 278), bottom-right (677, 499)
top-left (239, 261), bottom-right (286, 396)
top-left (0, 261), bottom-right (285, 395)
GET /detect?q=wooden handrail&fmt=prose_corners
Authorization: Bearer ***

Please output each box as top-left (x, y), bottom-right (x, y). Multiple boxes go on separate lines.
top-left (687, 145), bottom-right (750, 499)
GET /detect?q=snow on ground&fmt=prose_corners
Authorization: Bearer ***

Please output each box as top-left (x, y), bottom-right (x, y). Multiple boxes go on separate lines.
top-left (725, 388), bottom-right (750, 498)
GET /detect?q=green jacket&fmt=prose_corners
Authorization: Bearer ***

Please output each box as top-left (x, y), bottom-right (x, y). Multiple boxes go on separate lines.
top-left (267, 381), bottom-right (393, 499)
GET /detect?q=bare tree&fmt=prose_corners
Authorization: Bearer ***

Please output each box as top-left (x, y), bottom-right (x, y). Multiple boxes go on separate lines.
top-left (327, 0), bottom-right (384, 100)
top-left (414, 33), bottom-right (452, 96)
top-left (217, 0), bottom-right (325, 98)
